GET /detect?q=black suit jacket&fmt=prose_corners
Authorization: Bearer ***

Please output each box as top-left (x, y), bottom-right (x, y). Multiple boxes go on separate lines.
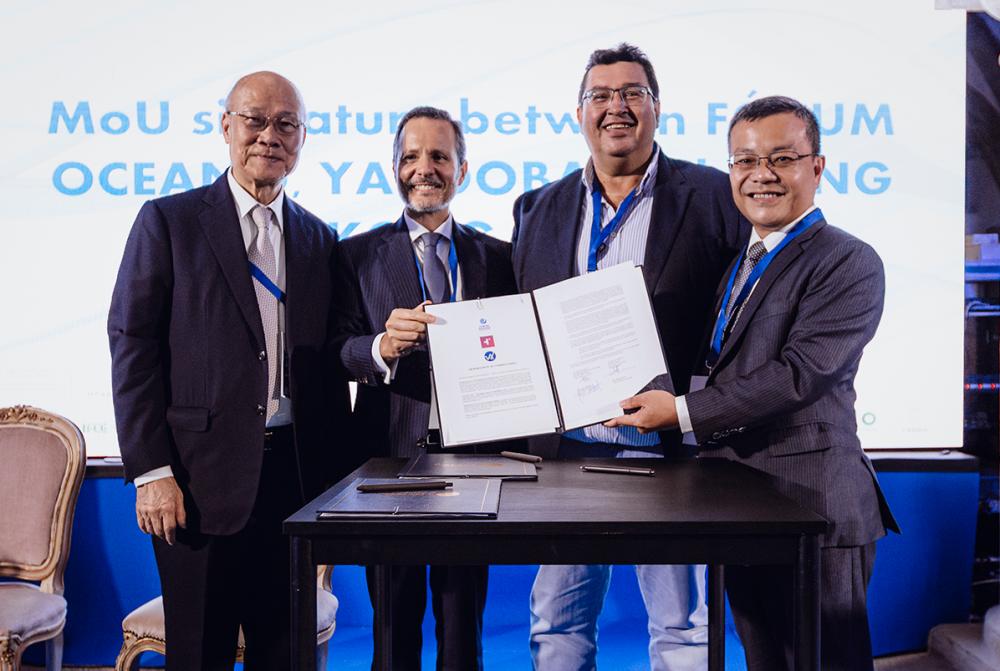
top-left (512, 151), bottom-right (747, 456)
top-left (108, 174), bottom-right (350, 535)
top-left (686, 217), bottom-right (899, 547)
top-left (335, 218), bottom-right (518, 460)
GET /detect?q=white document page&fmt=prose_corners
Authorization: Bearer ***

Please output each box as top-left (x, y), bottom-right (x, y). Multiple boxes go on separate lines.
top-left (531, 263), bottom-right (667, 430)
top-left (426, 294), bottom-right (560, 446)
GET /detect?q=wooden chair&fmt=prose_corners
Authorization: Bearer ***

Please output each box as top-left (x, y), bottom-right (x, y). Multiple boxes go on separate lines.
top-left (0, 406), bottom-right (86, 671)
top-left (115, 565), bottom-right (338, 670)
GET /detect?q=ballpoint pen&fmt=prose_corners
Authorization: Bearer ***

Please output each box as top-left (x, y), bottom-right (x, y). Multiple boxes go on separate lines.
top-left (580, 465), bottom-right (655, 476)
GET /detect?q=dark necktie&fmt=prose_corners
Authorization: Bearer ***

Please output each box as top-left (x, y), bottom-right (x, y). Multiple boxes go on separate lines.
top-left (725, 240), bottom-right (768, 334)
top-left (420, 232), bottom-right (448, 303)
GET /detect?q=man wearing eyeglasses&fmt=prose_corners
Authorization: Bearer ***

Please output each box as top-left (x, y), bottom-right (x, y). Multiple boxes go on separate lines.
top-left (608, 95), bottom-right (898, 670)
top-left (109, 71), bottom-right (349, 670)
top-left (511, 43), bottom-right (746, 671)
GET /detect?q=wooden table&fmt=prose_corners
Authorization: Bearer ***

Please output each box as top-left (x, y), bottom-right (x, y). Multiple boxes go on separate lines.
top-left (285, 457), bottom-right (827, 670)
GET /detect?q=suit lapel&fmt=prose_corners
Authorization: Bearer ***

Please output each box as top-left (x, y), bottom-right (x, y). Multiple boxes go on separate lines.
top-left (698, 253), bottom-right (740, 376)
top-left (377, 218), bottom-right (424, 309)
top-left (545, 179), bottom-right (586, 285)
top-left (452, 222), bottom-right (486, 300)
top-left (282, 198), bottom-right (310, 347)
top-left (198, 176), bottom-right (264, 350)
top-left (714, 220), bottom-right (827, 369)
top-left (642, 153), bottom-right (691, 294)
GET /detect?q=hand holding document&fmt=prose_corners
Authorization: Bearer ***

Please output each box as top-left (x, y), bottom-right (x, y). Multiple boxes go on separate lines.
top-left (604, 389), bottom-right (680, 434)
top-left (532, 263), bottom-right (668, 430)
top-left (380, 300), bottom-right (435, 363)
top-left (425, 263), bottom-right (668, 447)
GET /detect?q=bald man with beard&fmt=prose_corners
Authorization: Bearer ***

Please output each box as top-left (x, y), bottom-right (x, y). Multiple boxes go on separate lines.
top-left (109, 71), bottom-right (350, 670)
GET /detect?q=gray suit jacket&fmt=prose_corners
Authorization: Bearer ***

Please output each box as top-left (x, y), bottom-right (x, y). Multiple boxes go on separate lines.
top-left (686, 216), bottom-right (898, 547)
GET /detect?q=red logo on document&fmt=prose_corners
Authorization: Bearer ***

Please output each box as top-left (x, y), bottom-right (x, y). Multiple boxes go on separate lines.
top-left (480, 336), bottom-right (495, 348)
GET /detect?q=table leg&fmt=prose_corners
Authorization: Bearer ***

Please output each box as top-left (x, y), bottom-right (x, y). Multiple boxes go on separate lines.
top-left (291, 536), bottom-right (316, 670)
top-left (708, 564), bottom-right (725, 671)
top-left (793, 535), bottom-right (821, 671)
top-left (374, 565), bottom-right (393, 671)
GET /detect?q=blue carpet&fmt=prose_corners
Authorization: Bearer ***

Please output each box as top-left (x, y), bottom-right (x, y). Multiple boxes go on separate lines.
top-left (325, 565), bottom-right (748, 670)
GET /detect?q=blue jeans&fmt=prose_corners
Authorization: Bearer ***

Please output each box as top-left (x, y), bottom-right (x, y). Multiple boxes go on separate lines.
top-left (529, 441), bottom-right (708, 670)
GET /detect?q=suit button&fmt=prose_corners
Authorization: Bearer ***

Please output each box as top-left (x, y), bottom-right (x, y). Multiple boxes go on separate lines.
top-left (712, 432), bottom-right (722, 440)
top-left (256, 404), bottom-right (265, 416)
top-left (258, 351), bottom-right (266, 361)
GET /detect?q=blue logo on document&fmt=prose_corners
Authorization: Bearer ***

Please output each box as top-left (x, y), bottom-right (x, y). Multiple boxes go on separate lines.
top-left (484, 351), bottom-right (496, 362)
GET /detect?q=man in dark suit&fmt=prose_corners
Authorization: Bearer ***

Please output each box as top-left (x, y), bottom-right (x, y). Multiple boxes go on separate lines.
top-left (108, 71), bottom-right (349, 670)
top-left (608, 95), bottom-right (899, 670)
top-left (512, 43), bottom-right (745, 671)
top-left (335, 106), bottom-right (516, 670)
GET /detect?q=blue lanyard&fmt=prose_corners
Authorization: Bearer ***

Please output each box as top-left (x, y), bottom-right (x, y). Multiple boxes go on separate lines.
top-left (587, 187), bottom-right (638, 272)
top-left (248, 262), bottom-right (286, 303)
top-left (707, 208), bottom-right (824, 365)
top-left (412, 235), bottom-right (459, 303)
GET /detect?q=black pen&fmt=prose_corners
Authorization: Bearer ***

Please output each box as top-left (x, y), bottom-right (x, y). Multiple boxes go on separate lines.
top-left (357, 480), bottom-right (453, 493)
top-left (580, 465), bottom-right (655, 476)
top-left (500, 450), bottom-right (542, 463)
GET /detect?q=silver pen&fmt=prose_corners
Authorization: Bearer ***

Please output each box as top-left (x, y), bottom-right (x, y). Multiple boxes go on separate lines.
top-left (580, 465), bottom-right (655, 476)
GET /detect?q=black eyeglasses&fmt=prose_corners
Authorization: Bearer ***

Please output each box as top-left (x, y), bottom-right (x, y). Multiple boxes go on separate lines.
top-left (227, 111), bottom-right (304, 135)
top-left (728, 151), bottom-right (820, 172)
top-left (581, 85), bottom-right (656, 108)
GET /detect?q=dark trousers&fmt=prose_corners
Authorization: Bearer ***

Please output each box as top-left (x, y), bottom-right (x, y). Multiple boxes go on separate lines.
top-left (366, 564), bottom-right (489, 671)
top-left (153, 427), bottom-right (302, 671)
top-left (726, 543), bottom-right (877, 671)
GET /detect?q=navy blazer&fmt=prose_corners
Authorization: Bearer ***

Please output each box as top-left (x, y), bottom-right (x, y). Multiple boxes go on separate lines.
top-left (335, 218), bottom-right (518, 459)
top-left (108, 175), bottom-right (350, 535)
top-left (511, 151), bottom-right (747, 456)
top-left (686, 218), bottom-right (899, 546)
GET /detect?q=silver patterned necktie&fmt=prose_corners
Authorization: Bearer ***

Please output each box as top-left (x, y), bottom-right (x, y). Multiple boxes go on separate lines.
top-left (248, 205), bottom-right (280, 421)
top-left (420, 232), bottom-right (448, 303)
top-left (725, 240), bottom-right (768, 333)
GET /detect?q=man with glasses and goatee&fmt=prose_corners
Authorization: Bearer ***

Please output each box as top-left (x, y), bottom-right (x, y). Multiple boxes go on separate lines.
top-left (109, 71), bottom-right (350, 670)
top-left (511, 43), bottom-right (746, 670)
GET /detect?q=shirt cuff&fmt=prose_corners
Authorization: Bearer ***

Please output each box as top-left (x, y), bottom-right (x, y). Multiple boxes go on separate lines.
top-left (371, 332), bottom-right (397, 384)
top-left (675, 394), bottom-right (694, 434)
top-left (134, 465), bottom-right (174, 487)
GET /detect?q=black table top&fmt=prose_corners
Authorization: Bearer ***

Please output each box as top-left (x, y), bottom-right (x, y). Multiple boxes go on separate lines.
top-left (285, 457), bottom-right (827, 539)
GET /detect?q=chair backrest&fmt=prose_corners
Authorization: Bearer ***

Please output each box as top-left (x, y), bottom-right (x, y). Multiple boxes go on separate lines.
top-left (0, 405), bottom-right (86, 595)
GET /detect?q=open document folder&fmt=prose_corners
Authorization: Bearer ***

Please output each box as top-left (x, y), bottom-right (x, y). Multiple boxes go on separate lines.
top-left (425, 263), bottom-right (667, 447)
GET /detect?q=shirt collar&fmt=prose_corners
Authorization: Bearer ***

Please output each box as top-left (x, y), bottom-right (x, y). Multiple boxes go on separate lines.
top-left (403, 211), bottom-right (454, 244)
top-left (749, 204), bottom-right (817, 252)
top-left (581, 143), bottom-right (660, 200)
top-left (227, 168), bottom-right (285, 231)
